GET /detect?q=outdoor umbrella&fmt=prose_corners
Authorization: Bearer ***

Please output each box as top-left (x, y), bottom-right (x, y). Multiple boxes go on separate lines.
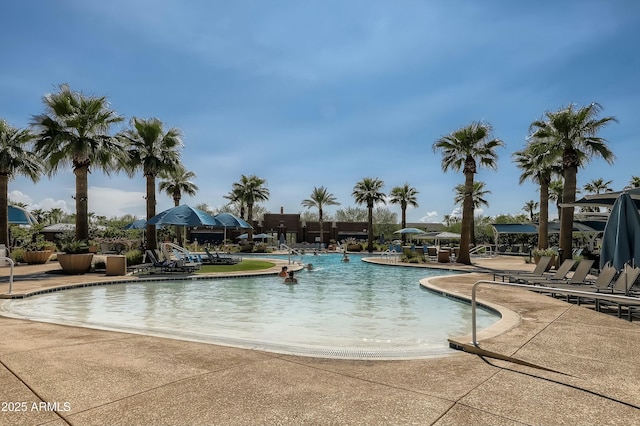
top-left (253, 233), bottom-right (274, 241)
top-left (123, 219), bottom-right (147, 230)
top-left (393, 227), bottom-right (427, 235)
top-left (393, 227), bottom-right (427, 244)
top-left (213, 212), bottom-right (252, 229)
top-left (8, 205), bottom-right (38, 225)
top-left (599, 192), bottom-right (640, 270)
top-left (212, 212), bottom-right (252, 243)
top-left (147, 205), bottom-right (222, 227)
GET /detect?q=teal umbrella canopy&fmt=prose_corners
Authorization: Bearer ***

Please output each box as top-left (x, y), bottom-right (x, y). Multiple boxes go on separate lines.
top-left (9, 205), bottom-right (37, 225)
top-left (213, 212), bottom-right (252, 229)
top-left (147, 205), bottom-right (222, 227)
top-left (123, 219), bottom-right (147, 230)
top-left (600, 192), bottom-right (640, 270)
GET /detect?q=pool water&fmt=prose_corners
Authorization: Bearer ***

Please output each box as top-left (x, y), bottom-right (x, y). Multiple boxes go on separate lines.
top-left (1, 254), bottom-right (497, 358)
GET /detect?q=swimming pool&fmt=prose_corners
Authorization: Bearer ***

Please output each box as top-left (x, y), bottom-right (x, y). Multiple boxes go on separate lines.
top-left (1, 254), bottom-right (497, 359)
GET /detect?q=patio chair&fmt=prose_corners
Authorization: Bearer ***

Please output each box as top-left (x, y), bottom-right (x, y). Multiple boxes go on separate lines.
top-left (172, 249), bottom-right (202, 272)
top-left (493, 255), bottom-right (552, 282)
top-left (204, 247), bottom-right (241, 265)
top-left (522, 259), bottom-right (577, 285)
top-left (145, 250), bottom-right (179, 273)
top-left (595, 265), bottom-right (640, 319)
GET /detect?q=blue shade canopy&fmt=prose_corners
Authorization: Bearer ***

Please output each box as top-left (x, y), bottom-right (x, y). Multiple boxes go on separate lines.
top-left (9, 205), bottom-right (37, 225)
top-left (147, 205), bottom-right (223, 227)
top-left (212, 212), bottom-right (252, 229)
top-left (600, 192), bottom-right (640, 270)
top-left (123, 219), bottom-right (147, 230)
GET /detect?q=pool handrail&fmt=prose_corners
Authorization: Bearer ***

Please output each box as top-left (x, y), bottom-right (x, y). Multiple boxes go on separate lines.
top-left (470, 279), bottom-right (640, 346)
top-left (1, 256), bottom-right (15, 295)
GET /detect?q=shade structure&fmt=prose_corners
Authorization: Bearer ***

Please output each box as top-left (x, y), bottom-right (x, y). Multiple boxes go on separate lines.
top-left (147, 205), bottom-right (222, 227)
top-left (8, 205), bottom-right (37, 225)
top-left (563, 187), bottom-right (640, 209)
top-left (599, 192), bottom-right (640, 270)
top-left (123, 219), bottom-right (147, 230)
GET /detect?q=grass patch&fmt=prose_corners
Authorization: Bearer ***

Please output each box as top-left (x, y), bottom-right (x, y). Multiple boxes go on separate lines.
top-left (196, 259), bottom-right (275, 273)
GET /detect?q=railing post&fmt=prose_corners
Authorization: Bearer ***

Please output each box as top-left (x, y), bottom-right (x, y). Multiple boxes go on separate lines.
top-left (1, 256), bottom-right (15, 295)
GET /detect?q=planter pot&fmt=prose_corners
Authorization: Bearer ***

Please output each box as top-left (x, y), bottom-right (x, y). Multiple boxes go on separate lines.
top-left (57, 253), bottom-right (94, 275)
top-left (23, 250), bottom-right (53, 264)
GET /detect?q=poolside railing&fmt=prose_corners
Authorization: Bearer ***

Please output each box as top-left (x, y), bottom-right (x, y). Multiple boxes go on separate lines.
top-left (1, 256), bottom-right (15, 295)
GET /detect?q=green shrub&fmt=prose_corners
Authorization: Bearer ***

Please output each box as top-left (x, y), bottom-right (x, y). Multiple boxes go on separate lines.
top-left (125, 249), bottom-right (143, 266)
top-left (11, 247), bottom-right (25, 263)
top-left (401, 253), bottom-right (424, 264)
top-left (239, 244), bottom-right (254, 253)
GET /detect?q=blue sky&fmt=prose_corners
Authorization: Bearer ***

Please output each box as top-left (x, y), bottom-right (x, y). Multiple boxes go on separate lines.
top-left (2, 1), bottom-right (639, 223)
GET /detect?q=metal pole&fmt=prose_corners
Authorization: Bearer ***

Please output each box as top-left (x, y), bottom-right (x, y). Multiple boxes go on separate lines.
top-left (2, 257), bottom-right (15, 295)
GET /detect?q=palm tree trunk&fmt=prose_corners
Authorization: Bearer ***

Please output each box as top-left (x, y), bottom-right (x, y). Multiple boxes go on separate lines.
top-left (367, 203), bottom-right (374, 253)
top-left (458, 172), bottom-right (473, 264)
top-left (247, 203), bottom-right (254, 240)
top-left (560, 165), bottom-right (578, 262)
top-left (0, 173), bottom-right (9, 248)
top-left (75, 165), bottom-right (90, 241)
top-left (319, 207), bottom-right (324, 248)
top-left (173, 192), bottom-right (182, 246)
top-left (539, 179), bottom-right (550, 249)
top-left (146, 173), bottom-right (157, 250)
top-left (401, 206), bottom-right (407, 245)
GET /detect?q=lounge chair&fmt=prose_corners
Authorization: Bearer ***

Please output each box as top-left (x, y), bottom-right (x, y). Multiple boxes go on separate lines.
top-left (172, 249), bottom-right (202, 272)
top-left (204, 247), bottom-right (241, 265)
top-left (595, 265), bottom-right (640, 319)
top-left (522, 259), bottom-right (577, 285)
top-left (493, 255), bottom-right (552, 282)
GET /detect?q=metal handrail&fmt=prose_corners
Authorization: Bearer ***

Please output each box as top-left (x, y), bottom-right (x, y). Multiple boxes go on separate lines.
top-left (471, 279), bottom-right (640, 346)
top-left (1, 257), bottom-right (15, 294)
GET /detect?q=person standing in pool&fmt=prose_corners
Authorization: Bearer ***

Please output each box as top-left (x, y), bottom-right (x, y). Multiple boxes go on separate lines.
top-left (278, 266), bottom-right (288, 277)
top-left (284, 270), bottom-right (298, 284)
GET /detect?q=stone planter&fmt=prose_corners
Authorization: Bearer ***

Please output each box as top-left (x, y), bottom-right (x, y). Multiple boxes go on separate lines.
top-left (57, 253), bottom-right (94, 275)
top-left (22, 250), bottom-right (53, 264)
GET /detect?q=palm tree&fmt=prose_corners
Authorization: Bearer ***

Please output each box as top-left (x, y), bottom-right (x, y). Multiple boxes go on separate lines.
top-left (352, 177), bottom-right (385, 253)
top-left (159, 166), bottom-right (198, 207)
top-left (628, 176), bottom-right (640, 188)
top-left (389, 183), bottom-right (419, 244)
top-left (0, 119), bottom-right (43, 247)
top-left (583, 178), bottom-right (612, 194)
top-left (223, 186), bottom-right (246, 219)
top-left (32, 83), bottom-right (125, 241)
top-left (231, 175), bottom-right (269, 240)
top-left (513, 138), bottom-right (562, 249)
top-left (522, 200), bottom-right (539, 222)
top-left (120, 117), bottom-right (182, 250)
top-left (159, 165), bottom-right (198, 246)
top-left (433, 121), bottom-right (504, 264)
top-left (529, 103), bottom-right (617, 262)
top-left (454, 181), bottom-right (490, 246)
top-left (48, 207), bottom-right (64, 225)
top-left (301, 186), bottom-right (340, 247)
top-left (548, 179), bottom-right (565, 221)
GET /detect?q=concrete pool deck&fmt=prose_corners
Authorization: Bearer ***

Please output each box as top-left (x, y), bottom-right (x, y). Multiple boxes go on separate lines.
top-left (1, 255), bottom-right (640, 424)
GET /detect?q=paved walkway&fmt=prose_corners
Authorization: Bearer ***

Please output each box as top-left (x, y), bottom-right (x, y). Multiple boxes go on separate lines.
top-left (1, 256), bottom-right (639, 425)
